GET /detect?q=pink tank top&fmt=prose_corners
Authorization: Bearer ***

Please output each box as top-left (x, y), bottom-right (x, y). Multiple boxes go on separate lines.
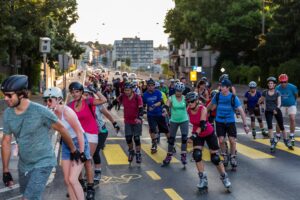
top-left (187, 105), bottom-right (214, 137)
top-left (69, 98), bottom-right (98, 134)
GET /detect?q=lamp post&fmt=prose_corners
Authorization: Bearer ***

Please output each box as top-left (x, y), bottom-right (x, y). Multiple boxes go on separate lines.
top-left (220, 67), bottom-right (225, 73)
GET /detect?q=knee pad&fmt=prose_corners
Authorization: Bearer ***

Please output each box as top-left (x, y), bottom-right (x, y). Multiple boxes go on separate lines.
top-left (257, 117), bottom-right (262, 123)
top-left (134, 136), bottom-right (141, 146)
top-left (125, 135), bottom-right (133, 145)
top-left (168, 136), bottom-right (175, 146)
top-left (181, 135), bottom-right (188, 144)
top-left (192, 149), bottom-right (202, 162)
top-left (211, 153), bottom-right (221, 166)
top-left (250, 116), bottom-right (255, 123)
top-left (93, 152), bottom-right (101, 165)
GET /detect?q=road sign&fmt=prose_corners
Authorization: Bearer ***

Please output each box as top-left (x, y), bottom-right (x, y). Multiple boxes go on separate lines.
top-left (58, 54), bottom-right (69, 71)
top-left (192, 66), bottom-right (197, 71)
top-left (196, 66), bottom-right (202, 72)
top-left (190, 71), bottom-right (197, 81)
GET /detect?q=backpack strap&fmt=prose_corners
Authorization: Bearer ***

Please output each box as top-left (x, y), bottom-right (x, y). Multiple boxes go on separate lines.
top-left (216, 92), bottom-right (220, 106)
top-left (231, 94), bottom-right (236, 110)
top-left (85, 98), bottom-right (96, 119)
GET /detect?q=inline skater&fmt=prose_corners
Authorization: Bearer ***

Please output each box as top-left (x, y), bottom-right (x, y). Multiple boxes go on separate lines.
top-left (186, 92), bottom-right (231, 193)
top-left (117, 82), bottom-right (144, 165)
top-left (244, 81), bottom-right (267, 139)
top-left (196, 80), bottom-right (209, 104)
top-left (44, 87), bottom-right (90, 200)
top-left (162, 82), bottom-right (189, 167)
top-left (180, 77), bottom-right (191, 96)
top-left (208, 79), bottom-right (250, 171)
top-left (143, 79), bottom-right (170, 154)
top-left (276, 74), bottom-right (298, 146)
top-left (159, 79), bottom-right (169, 96)
top-left (259, 77), bottom-right (293, 152)
top-left (1, 75), bottom-right (79, 199)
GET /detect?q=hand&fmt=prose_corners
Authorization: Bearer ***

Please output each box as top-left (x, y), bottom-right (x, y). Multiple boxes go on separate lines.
top-left (244, 125), bottom-right (250, 134)
top-left (273, 109), bottom-right (277, 115)
top-left (70, 149), bottom-right (81, 163)
top-left (148, 106), bottom-right (154, 111)
top-left (87, 84), bottom-right (98, 94)
top-left (187, 138), bottom-right (193, 143)
top-left (113, 122), bottom-right (120, 132)
top-left (3, 172), bottom-right (14, 187)
top-left (134, 118), bottom-right (142, 124)
top-left (80, 152), bottom-right (87, 163)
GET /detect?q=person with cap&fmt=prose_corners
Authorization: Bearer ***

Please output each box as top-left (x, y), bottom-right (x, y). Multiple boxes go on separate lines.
top-left (43, 87), bottom-right (90, 200)
top-left (196, 80), bottom-right (210, 104)
top-left (275, 74), bottom-right (298, 146)
top-left (143, 78), bottom-right (170, 154)
top-left (180, 77), bottom-right (191, 96)
top-left (68, 81), bottom-right (107, 200)
top-left (207, 79), bottom-right (249, 171)
top-left (1, 75), bottom-right (79, 200)
top-left (168, 79), bottom-right (176, 96)
top-left (259, 77), bottom-right (294, 152)
top-left (218, 74), bottom-right (236, 95)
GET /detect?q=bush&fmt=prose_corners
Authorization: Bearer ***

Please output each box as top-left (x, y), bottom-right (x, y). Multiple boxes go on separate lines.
top-left (277, 58), bottom-right (300, 88)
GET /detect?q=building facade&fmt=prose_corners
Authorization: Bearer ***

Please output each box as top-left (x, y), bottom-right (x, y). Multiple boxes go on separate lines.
top-left (113, 37), bottom-right (153, 69)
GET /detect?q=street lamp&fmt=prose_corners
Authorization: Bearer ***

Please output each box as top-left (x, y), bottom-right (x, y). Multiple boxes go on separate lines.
top-left (220, 67), bottom-right (225, 73)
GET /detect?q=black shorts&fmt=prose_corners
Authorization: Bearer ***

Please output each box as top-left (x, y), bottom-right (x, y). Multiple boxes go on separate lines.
top-left (248, 107), bottom-right (261, 117)
top-left (98, 131), bottom-right (108, 150)
top-left (147, 115), bottom-right (169, 134)
top-left (215, 122), bottom-right (237, 138)
top-left (193, 133), bottom-right (219, 151)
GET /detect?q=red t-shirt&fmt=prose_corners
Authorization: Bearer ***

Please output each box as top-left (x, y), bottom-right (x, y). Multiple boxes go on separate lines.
top-left (119, 81), bottom-right (125, 94)
top-left (187, 105), bottom-right (214, 137)
top-left (120, 94), bottom-right (143, 124)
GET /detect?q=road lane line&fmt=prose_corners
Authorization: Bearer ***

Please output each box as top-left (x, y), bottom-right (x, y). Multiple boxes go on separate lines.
top-left (255, 139), bottom-right (300, 156)
top-left (141, 144), bottom-right (179, 164)
top-left (163, 188), bottom-right (183, 200)
top-left (236, 143), bottom-right (274, 159)
top-left (146, 170), bottom-right (161, 180)
top-left (103, 144), bottom-right (128, 165)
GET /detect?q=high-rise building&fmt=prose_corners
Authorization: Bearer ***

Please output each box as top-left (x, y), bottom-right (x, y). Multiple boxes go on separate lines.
top-left (113, 37), bottom-right (153, 69)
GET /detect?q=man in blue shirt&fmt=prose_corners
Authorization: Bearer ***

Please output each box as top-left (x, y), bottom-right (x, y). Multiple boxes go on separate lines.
top-left (208, 79), bottom-right (249, 171)
top-left (143, 78), bottom-right (169, 154)
top-left (276, 74), bottom-right (298, 145)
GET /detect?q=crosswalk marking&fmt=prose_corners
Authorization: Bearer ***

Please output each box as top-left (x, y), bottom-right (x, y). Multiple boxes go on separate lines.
top-left (163, 188), bottom-right (183, 200)
top-left (255, 139), bottom-right (300, 156)
top-left (146, 170), bottom-right (161, 180)
top-left (141, 144), bottom-right (180, 164)
top-left (103, 144), bottom-right (128, 165)
top-left (236, 143), bottom-right (274, 159)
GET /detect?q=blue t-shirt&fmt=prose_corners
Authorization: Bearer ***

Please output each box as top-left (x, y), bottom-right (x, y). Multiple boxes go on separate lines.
top-left (244, 91), bottom-right (261, 109)
top-left (3, 102), bottom-right (58, 173)
top-left (212, 92), bottom-right (241, 123)
top-left (143, 89), bottom-right (163, 116)
top-left (276, 83), bottom-right (298, 106)
top-left (169, 87), bottom-right (175, 96)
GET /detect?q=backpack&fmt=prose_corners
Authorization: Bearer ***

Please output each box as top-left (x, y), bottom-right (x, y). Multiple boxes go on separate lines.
top-left (215, 92), bottom-right (236, 111)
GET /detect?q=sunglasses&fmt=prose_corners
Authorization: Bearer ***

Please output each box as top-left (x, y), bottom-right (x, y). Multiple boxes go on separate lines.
top-left (4, 92), bottom-right (15, 98)
top-left (188, 100), bottom-right (196, 104)
top-left (280, 82), bottom-right (287, 84)
top-left (43, 98), bottom-right (53, 103)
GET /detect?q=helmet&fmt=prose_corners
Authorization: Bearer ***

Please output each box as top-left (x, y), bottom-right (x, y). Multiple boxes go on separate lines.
top-left (43, 87), bottom-right (63, 99)
top-left (221, 79), bottom-right (232, 87)
top-left (219, 74), bottom-right (229, 82)
top-left (175, 79), bottom-right (180, 83)
top-left (159, 79), bottom-right (164, 83)
top-left (132, 80), bottom-right (138, 85)
top-left (147, 78), bottom-right (155, 85)
top-left (69, 82), bottom-right (83, 91)
top-left (267, 77), bottom-right (277, 84)
top-left (174, 82), bottom-right (185, 92)
top-left (1, 75), bottom-right (28, 92)
top-left (124, 82), bottom-right (134, 89)
top-left (278, 74), bottom-right (288, 82)
top-left (186, 92), bottom-right (198, 102)
top-left (201, 77), bottom-right (208, 82)
top-left (155, 81), bottom-right (160, 88)
top-left (210, 90), bottom-right (219, 99)
top-left (83, 87), bottom-right (93, 94)
top-left (248, 81), bottom-right (257, 88)
top-left (169, 79), bottom-right (175, 83)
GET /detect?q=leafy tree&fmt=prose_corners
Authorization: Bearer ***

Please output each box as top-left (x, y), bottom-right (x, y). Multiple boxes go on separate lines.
top-left (125, 57), bottom-right (131, 66)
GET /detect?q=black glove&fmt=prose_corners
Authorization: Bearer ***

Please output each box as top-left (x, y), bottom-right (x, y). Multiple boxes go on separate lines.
top-left (80, 152), bottom-right (87, 163)
top-left (70, 149), bottom-right (81, 163)
top-left (190, 132), bottom-right (198, 141)
top-left (113, 122), bottom-right (120, 132)
top-left (3, 172), bottom-right (13, 187)
top-left (107, 103), bottom-right (113, 111)
top-left (87, 84), bottom-right (98, 94)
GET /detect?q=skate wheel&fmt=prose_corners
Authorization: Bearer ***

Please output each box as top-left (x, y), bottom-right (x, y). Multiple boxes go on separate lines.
top-left (198, 187), bottom-right (208, 194)
top-left (226, 188), bottom-right (231, 193)
top-left (151, 150), bottom-right (157, 154)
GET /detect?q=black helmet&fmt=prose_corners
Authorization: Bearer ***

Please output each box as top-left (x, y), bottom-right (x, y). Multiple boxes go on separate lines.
top-left (219, 74), bottom-right (229, 82)
top-left (1, 75), bottom-right (28, 92)
top-left (69, 82), bottom-right (83, 91)
top-left (267, 76), bottom-right (277, 84)
top-left (124, 82), bottom-right (134, 89)
top-left (185, 92), bottom-right (198, 102)
top-left (147, 78), bottom-right (155, 85)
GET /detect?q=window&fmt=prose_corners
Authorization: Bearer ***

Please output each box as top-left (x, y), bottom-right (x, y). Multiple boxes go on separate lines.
top-left (191, 57), bottom-right (196, 66)
top-left (186, 57), bottom-right (189, 66)
top-left (197, 57), bottom-right (203, 66)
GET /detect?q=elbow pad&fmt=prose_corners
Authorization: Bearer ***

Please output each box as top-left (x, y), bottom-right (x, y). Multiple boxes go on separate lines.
top-left (200, 120), bottom-right (207, 131)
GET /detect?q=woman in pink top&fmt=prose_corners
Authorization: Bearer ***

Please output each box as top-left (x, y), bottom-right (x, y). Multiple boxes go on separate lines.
top-left (185, 92), bottom-right (231, 193)
top-left (68, 81), bottom-right (107, 199)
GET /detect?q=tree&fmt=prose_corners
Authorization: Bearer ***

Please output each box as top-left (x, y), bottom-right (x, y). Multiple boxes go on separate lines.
top-left (125, 57), bottom-right (131, 66)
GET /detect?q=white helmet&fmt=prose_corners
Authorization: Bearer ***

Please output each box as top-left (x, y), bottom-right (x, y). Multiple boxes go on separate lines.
top-left (132, 79), bottom-right (138, 85)
top-left (159, 79), bottom-right (164, 83)
top-left (248, 81), bottom-right (257, 88)
top-left (169, 79), bottom-right (175, 82)
top-left (43, 87), bottom-right (63, 99)
top-left (155, 81), bottom-right (160, 88)
top-left (174, 82), bottom-right (185, 92)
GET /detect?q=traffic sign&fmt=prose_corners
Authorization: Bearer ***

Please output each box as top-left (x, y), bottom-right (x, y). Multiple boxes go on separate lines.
top-left (196, 66), bottom-right (202, 72)
top-left (190, 71), bottom-right (197, 81)
top-left (192, 66), bottom-right (197, 71)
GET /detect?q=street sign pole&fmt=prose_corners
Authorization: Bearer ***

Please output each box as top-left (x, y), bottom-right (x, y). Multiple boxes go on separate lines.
top-left (43, 53), bottom-right (47, 92)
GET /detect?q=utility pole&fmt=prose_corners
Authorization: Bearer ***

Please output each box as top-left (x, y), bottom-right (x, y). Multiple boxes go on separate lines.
top-left (262, 0), bottom-right (265, 35)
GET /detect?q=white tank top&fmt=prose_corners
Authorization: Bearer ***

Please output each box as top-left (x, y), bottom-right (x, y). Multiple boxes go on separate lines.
top-left (61, 106), bottom-right (84, 138)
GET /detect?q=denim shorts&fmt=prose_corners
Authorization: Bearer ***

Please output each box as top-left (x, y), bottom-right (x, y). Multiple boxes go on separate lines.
top-left (61, 133), bottom-right (91, 160)
top-left (19, 166), bottom-right (53, 200)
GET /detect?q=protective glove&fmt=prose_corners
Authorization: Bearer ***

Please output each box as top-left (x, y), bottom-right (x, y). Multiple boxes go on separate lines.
top-left (80, 152), bottom-right (87, 163)
top-left (70, 149), bottom-right (81, 163)
top-left (3, 172), bottom-right (13, 187)
top-left (113, 122), bottom-right (120, 133)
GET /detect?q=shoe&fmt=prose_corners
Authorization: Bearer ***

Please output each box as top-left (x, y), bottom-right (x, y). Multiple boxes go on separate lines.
top-left (94, 170), bottom-right (101, 182)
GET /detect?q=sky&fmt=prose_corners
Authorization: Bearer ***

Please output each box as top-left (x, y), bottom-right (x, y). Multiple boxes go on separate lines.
top-left (71, 0), bottom-right (175, 47)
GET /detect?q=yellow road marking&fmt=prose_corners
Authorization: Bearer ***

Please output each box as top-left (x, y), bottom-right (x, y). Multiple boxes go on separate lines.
top-left (141, 144), bottom-right (179, 163)
top-left (236, 143), bottom-right (274, 159)
top-left (164, 188), bottom-right (183, 200)
top-left (103, 144), bottom-right (128, 165)
top-left (146, 170), bottom-right (161, 180)
top-left (294, 138), bottom-right (300, 142)
top-left (255, 139), bottom-right (300, 156)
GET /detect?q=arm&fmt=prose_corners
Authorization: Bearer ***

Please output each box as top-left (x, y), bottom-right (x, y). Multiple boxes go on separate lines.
top-left (93, 91), bottom-right (107, 105)
top-left (277, 95), bottom-right (281, 108)
top-left (1, 134), bottom-right (12, 173)
top-left (63, 107), bottom-right (85, 152)
top-left (51, 120), bottom-right (76, 153)
top-left (101, 107), bottom-right (115, 123)
top-left (206, 102), bottom-right (217, 113)
top-left (237, 106), bottom-right (250, 134)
